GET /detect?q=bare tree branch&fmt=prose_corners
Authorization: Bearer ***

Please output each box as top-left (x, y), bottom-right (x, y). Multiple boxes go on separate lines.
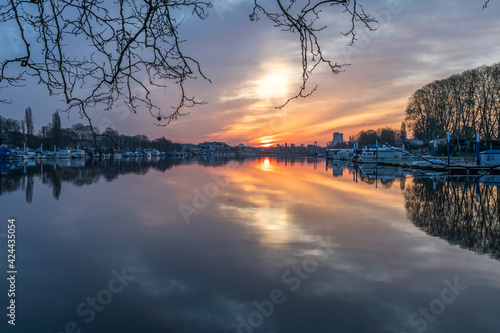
top-left (0, 0), bottom-right (212, 130)
top-left (251, 0), bottom-right (377, 108)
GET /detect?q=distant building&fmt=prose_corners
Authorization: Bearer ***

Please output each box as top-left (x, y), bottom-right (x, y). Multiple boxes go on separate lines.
top-left (332, 132), bottom-right (343, 147)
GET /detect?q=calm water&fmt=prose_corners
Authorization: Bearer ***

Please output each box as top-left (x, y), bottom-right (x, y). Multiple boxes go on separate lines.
top-left (1, 158), bottom-right (499, 333)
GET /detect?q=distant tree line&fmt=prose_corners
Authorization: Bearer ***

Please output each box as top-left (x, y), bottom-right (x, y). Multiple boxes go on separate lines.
top-left (405, 62), bottom-right (500, 143)
top-left (0, 110), bottom-right (183, 151)
top-left (329, 125), bottom-right (407, 149)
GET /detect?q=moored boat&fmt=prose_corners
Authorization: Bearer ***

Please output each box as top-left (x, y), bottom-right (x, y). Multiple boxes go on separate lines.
top-left (0, 145), bottom-right (13, 160)
top-left (57, 149), bottom-right (71, 159)
top-left (360, 146), bottom-right (406, 165)
top-left (70, 149), bottom-right (86, 159)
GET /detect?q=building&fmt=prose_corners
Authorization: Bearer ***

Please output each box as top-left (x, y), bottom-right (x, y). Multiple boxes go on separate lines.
top-left (332, 132), bottom-right (343, 147)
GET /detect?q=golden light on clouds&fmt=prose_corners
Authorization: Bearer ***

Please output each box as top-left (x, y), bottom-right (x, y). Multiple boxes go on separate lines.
top-left (256, 135), bottom-right (276, 147)
top-left (219, 60), bottom-right (298, 104)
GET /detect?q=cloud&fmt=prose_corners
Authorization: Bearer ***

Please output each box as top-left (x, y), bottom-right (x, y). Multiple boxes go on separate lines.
top-left (1, 0), bottom-right (499, 145)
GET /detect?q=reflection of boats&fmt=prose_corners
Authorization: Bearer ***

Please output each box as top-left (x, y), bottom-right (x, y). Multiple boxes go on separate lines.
top-left (361, 165), bottom-right (406, 180)
top-left (0, 162), bottom-right (14, 173)
top-left (480, 174), bottom-right (500, 186)
top-left (70, 159), bottom-right (85, 167)
top-left (45, 151), bottom-right (57, 159)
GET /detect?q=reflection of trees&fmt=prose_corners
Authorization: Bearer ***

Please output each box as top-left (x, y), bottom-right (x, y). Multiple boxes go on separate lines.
top-left (0, 158), bottom-right (188, 203)
top-left (404, 178), bottom-right (500, 260)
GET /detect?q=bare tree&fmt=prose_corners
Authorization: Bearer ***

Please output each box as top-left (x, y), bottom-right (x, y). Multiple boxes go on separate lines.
top-left (0, 0), bottom-right (377, 133)
top-left (405, 62), bottom-right (500, 142)
top-left (51, 111), bottom-right (61, 147)
top-left (24, 106), bottom-right (33, 136)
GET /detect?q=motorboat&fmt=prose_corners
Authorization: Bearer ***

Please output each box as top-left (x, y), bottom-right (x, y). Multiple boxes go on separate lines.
top-left (0, 145), bottom-right (13, 160)
top-left (360, 146), bottom-right (406, 165)
top-left (57, 149), bottom-right (71, 159)
top-left (70, 149), bottom-right (86, 159)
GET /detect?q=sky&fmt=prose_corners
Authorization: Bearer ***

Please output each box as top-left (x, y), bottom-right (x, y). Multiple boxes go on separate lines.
top-left (1, 0), bottom-right (499, 147)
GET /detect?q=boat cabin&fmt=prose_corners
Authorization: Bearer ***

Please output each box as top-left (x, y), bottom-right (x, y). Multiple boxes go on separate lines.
top-left (480, 150), bottom-right (500, 166)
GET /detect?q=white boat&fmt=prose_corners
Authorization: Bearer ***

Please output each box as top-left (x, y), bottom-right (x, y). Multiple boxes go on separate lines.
top-left (57, 149), bottom-right (71, 159)
top-left (328, 148), bottom-right (350, 161)
top-left (0, 145), bottom-right (13, 160)
top-left (121, 151), bottom-right (132, 158)
top-left (45, 151), bottom-right (57, 159)
top-left (411, 158), bottom-right (447, 167)
top-left (70, 149), bottom-right (86, 159)
top-left (11, 149), bottom-right (24, 160)
top-left (151, 149), bottom-right (161, 158)
top-left (360, 146), bottom-right (406, 165)
top-left (24, 151), bottom-right (37, 159)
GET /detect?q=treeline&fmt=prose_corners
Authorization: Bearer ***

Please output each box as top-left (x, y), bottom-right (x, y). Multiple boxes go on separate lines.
top-left (405, 62), bottom-right (500, 143)
top-left (0, 110), bottom-right (183, 151)
top-left (331, 125), bottom-right (407, 148)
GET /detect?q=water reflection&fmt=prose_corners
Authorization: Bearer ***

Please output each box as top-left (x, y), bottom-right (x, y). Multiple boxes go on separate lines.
top-left (0, 158), bottom-right (241, 202)
top-left (1, 158), bottom-right (500, 333)
top-left (345, 163), bottom-right (500, 262)
top-left (404, 177), bottom-right (500, 260)
top-left (3, 159), bottom-right (499, 263)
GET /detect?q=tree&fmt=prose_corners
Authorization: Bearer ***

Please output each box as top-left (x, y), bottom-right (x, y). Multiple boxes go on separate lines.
top-left (400, 122), bottom-right (407, 141)
top-left (24, 107), bottom-right (33, 136)
top-left (0, 0), bottom-right (377, 131)
top-left (356, 129), bottom-right (377, 147)
top-left (52, 112), bottom-right (62, 147)
top-left (378, 127), bottom-right (396, 146)
top-left (405, 62), bottom-right (500, 143)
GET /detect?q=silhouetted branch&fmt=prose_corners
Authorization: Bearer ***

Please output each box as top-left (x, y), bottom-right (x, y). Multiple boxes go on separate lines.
top-left (251, 0), bottom-right (377, 108)
top-left (0, 0), bottom-right (212, 126)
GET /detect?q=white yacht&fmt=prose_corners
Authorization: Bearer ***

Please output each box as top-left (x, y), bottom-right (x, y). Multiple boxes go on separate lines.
top-left (70, 149), bottom-right (85, 159)
top-left (57, 149), bottom-right (71, 159)
top-left (360, 146), bottom-right (406, 165)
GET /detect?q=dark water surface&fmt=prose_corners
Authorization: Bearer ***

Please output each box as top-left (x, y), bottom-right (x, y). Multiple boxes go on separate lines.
top-left (1, 158), bottom-right (499, 333)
